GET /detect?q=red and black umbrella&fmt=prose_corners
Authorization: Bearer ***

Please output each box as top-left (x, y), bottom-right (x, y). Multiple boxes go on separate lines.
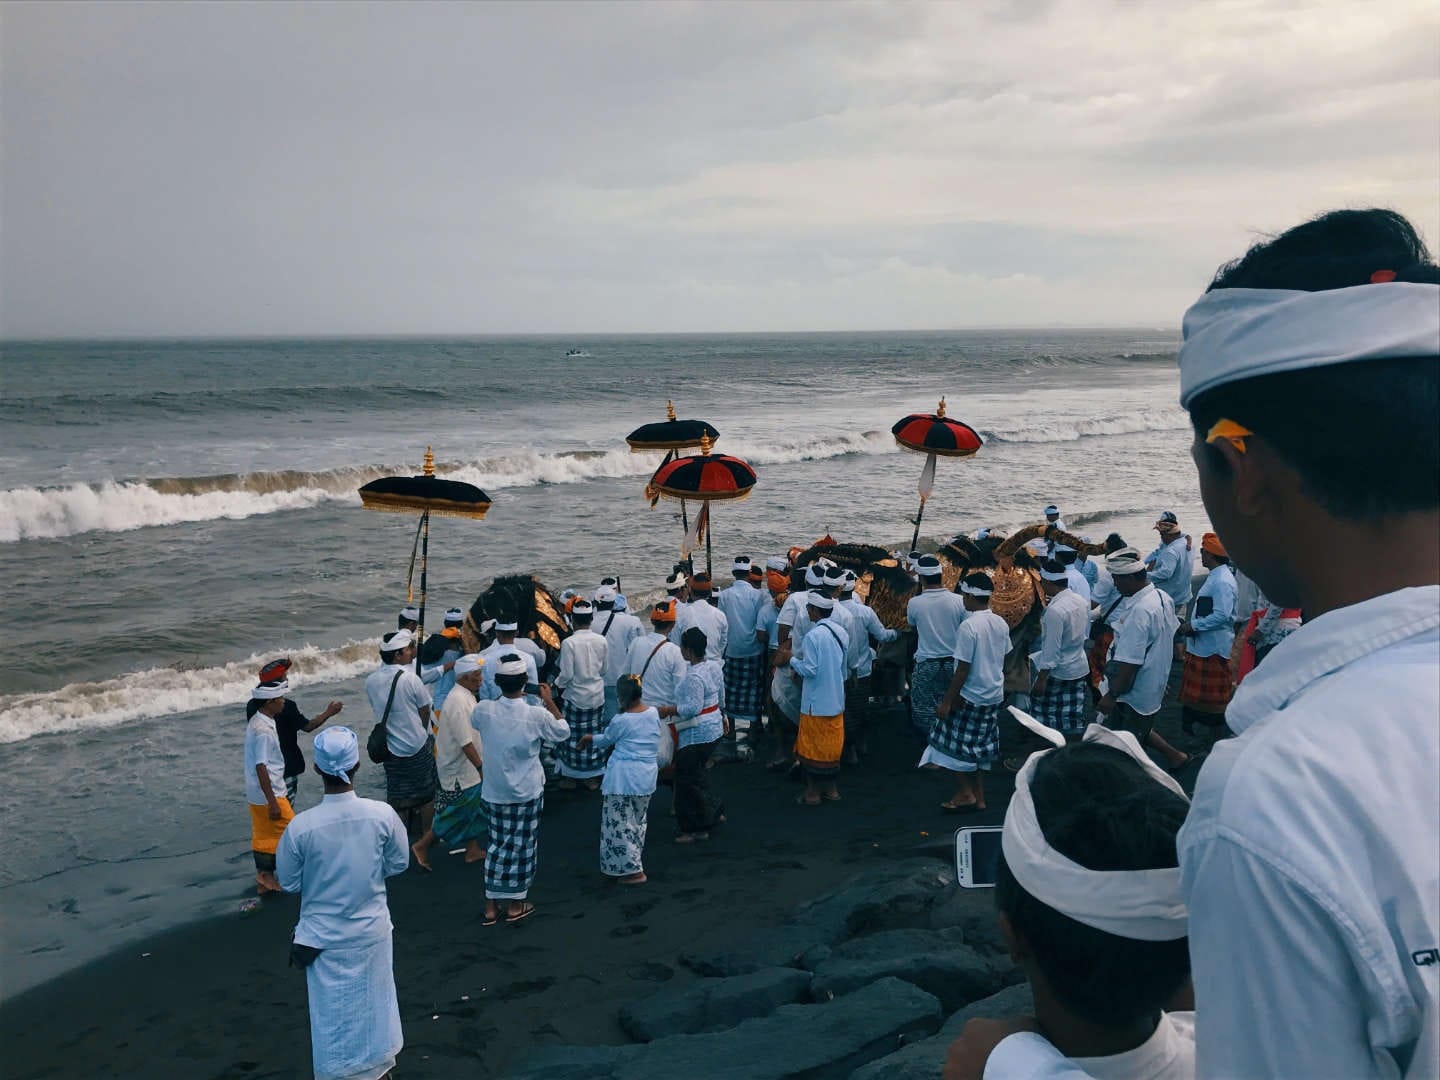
top-left (359, 447), bottom-right (491, 674)
top-left (891, 397), bottom-right (983, 550)
top-left (646, 434), bottom-right (756, 576)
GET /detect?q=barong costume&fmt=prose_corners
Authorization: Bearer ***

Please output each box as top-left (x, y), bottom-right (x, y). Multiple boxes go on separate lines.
top-left (276, 728), bottom-right (409, 1080)
top-left (789, 600), bottom-right (849, 779)
top-left (922, 604), bottom-right (1010, 772)
top-left (432, 672), bottom-right (486, 848)
top-left (470, 680), bottom-right (571, 901)
top-left (673, 659), bottom-right (726, 834)
top-left (1031, 578), bottom-right (1091, 735)
top-left (553, 618), bottom-right (609, 779)
top-left (591, 705), bottom-right (661, 876)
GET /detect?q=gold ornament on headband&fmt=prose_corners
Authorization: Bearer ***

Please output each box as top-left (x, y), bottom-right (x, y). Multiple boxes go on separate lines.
top-left (1206, 418), bottom-right (1253, 454)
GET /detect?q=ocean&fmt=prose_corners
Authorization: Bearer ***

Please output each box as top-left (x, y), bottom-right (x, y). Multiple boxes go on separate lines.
top-left (0, 331), bottom-right (1205, 995)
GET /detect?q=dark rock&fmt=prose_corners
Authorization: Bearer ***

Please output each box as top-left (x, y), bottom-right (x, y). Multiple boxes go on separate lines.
top-left (926, 886), bottom-right (1011, 957)
top-left (847, 982), bottom-right (1036, 1080)
top-left (810, 927), bottom-right (1014, 1013)
top-left (680, 924), bottom-right (824, 977)
top-left (787, 857), bottom-right (955, 941)
top-left (619, 966), bottom-right (813, 1043)
top-left (503, 977), bottom-right (942, 1080)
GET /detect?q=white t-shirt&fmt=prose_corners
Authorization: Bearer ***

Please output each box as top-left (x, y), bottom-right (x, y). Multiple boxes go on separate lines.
top-left (555, 628), bottom-right (608, 709)
top-left (1036, 587), bottom-right (1091, 682)
top-left (985, 1012), bottom-right (1195, 1080)
top-left (623, 631), bottom-right (687, 711)
top-left (364, 663), bottom-right (432, 758)
top-left (1107, 584), bottom-right (1179, 716)
top-left (909, 587), bottom-right (968, 662)
top-left (435, 684), bottom-right (481, 792)
top-left (244, 713), bottom-right (286, 805)
top-left (953, 608), bottom-right (1011, 705)
top-left (469, 696), bottom-right (571, 803)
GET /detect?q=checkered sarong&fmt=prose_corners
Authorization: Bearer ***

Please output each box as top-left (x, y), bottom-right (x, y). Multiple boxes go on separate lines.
top-left (929, 698), bottom-right (1001, 767)
top-left (1180, 652), bottom-right (1232, 713)
top-left (723, 653), bottom-right (766, 722)
top-left (556, 701), bottom-right (609, 777)
top-left (482, 794), bottom-right (543, 900)
top-left (909, 657), bottom-right (954, 738)
top-left (382, 735), bottom-right (439, 811)
top-left (1031, 675), bottom-right (1090, 735)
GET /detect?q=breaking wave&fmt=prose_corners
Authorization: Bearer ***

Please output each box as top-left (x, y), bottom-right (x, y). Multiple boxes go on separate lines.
top-left (0, 640), bottom-right (382, 744)
top-left (979, 408), bottom-right (1188, 444)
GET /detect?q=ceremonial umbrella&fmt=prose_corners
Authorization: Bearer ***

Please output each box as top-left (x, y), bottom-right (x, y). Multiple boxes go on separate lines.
top-left (891, 397), bottom-right (982, 551)
top-left (358, 447), bottom-right (492, 674)
top-left (647, 433), bottom-right (756, 577)
top-left (627, 400), bottom-right (720, 546)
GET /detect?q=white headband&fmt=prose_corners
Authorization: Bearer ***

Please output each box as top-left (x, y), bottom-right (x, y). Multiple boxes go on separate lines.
top-left (444, 608), bottom-right (465, 623)
top-left (452, 654), bottom-right (483, 677)
top-left (1003, 708), bottom-right (1189, 941)
top-left (251, 680), bottom-right (289, 700)
top-left (1179, 283), bottom-right (1440, 408)
top-left (1039, 567), bottom-right (1069, 582)
top-left (807, 593), bottom-right (835, 611)
top-left (497, 656), bottom-right (528, 676)
top-left (494, 621), bottom-right (518, 632)
top-left (382, 629), bottom-right (415, 651)
top-left (959, 581), bottom-right (992, 596)
top-left (399, 606), bottom-right (420, 620)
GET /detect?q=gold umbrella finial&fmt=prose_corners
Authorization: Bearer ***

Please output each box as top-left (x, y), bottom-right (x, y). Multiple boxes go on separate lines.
top-left (936, 396), bottom-right (947, 418)
top-left (699, 432), bottom-right (713, 456)
top-left (666, 400), bottom-right (677, 421)
top-left (423, 446), bottom-right (435, 477)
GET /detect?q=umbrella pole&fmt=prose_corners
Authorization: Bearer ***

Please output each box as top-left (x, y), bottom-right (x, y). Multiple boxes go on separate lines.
top-left (415, 510), bottom-right (430, 675)
top-left (910, 496), bottom-right (927, 552)
top-left (704, 502), bottom-right (713, 578)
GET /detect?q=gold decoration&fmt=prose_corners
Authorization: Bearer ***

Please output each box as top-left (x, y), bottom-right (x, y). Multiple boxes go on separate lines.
top-left (936, 396), bottom-right (947, 418)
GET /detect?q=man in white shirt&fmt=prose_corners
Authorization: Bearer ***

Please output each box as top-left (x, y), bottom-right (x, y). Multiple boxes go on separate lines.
top-left (624, 600), bottom-right (688, 713)
top-left (365, 629), bottom-right (438, 838)
top-left (244, 678), bottom-right (295, 895)
top-left (783, 593), bottom-right (850, 805)
top-left (477, 620), bottom-right (539, 701)
top-left (972, 208), bottom-right (1439, 1079)
top-left (1144, 512), bottom-right (1193, 620)
top-left (930, 572), bottom-right (1012, 812)
top-left (276, 726), bottom-right (409, 1080)
top-left (553, 599), bottom-right (609, 788)
top-left (1052, 545), bottom-right (1092, 605)
top-left (412, 654), bottom-right (488, 871)
top-left (1028, 561), bottom-right (1092, 738)
top-left (716, 557), bottom-right (767, 745)
top-left (1177, 534), bottom-right (1237, 738)
top-left (676, 572), bottom-right (729, 662)
top-left (1096, 551), bottom-right (1189, 772)
top-left (907, 554), bottom-right (968, 739)
top-left (593, 584), bottom-right (643, 722)
top-left (840, 569), bottom-right (898, 759)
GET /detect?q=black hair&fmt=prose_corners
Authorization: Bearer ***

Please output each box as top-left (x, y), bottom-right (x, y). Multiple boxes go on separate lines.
top-left (571, 611), bottom-right (593, 626)
top-left (961, 571), bottom-right (993, 596)
top-left (680, 627), bottom-right (708, 657)
top-left (617, 674), bottom-right (643, 709)
top-left (1104, 533), bottom-right (1127, 553)
top-left (1040, 559), bottom-right (1068, 580)
top-left (1192, 208), bottom-right (1438, 519)
top-left (1055, 549), bottom-right (1078, 566)
top-left (496, 672), bottom-right (527, 694)
top-left (995, 743), bottom-right (1190, 1029)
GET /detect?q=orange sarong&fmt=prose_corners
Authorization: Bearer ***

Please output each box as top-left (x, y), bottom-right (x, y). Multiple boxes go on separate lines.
top-left (248, 798), bottom-right (294, 854)
top-left (795, 712), bottom-right (844, 769)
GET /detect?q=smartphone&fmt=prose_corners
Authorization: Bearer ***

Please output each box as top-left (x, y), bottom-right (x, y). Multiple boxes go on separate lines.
top-left (525, 682), bottom-right (542, 696)
top-left (955, 826), bottom-right (1004, 889)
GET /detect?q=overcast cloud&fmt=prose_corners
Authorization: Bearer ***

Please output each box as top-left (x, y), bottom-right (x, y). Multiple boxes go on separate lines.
top-left (2, 0), bottom-right (1436, 336)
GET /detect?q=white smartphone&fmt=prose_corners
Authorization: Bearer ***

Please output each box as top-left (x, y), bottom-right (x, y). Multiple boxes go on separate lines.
top-left (955, 826), bottom-right (1004, 889)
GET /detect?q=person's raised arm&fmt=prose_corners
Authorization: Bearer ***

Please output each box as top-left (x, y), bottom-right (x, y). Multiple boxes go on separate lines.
top-left (303, 700), bottom-right (343, 733)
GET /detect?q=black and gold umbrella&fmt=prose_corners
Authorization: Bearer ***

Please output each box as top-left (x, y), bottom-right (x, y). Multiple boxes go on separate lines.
top-left (627, 400), bottom-right (721, 557)
top-left (647, 434), bottom-right (756, 576)
top-left (359, 448), bottom-right (491, 672)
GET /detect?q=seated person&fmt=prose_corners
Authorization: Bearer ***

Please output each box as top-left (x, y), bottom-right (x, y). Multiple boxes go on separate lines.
top-left (946, 719), bottom-right (1195, 1080)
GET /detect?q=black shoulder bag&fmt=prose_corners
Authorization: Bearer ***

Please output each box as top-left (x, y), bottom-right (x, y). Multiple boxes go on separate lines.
top-left (366, 670), bottom-right (403, 764)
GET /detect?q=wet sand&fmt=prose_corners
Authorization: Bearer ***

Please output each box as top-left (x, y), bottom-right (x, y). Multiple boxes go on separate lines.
top-left (1, 689), bottom-right (1206, 1079)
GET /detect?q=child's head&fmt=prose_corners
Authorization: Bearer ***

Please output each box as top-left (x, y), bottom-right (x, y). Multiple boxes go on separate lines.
top-left (996, 740), bottom-right (1190, 1029)
top-left (617, 674), bottom-right (644, 710)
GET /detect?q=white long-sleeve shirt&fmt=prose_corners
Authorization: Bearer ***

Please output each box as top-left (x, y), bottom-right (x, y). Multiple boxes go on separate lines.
top-left (1035, 587), bottom-right (1090, 681)
top-left (998, 586), bottom-right (1440, 1080)
top-left (591, 706), bottom-right (661, 796)
top-left (623, 631), bottom-right (687, 711)
top-left (275, 791), bottom-right (409, 949)
top-left (469, 696), bottom-right (571, 803)
top-left (1185, 563), bottom-right (1236, 659)
top-left (1065, 564), bottom-right (1092, 605)
top-left (986, 1013), bottom-right (1195, 1080)
top-left (594, 607), bottom-right (644, 684)
top-left (789, 617), bottom-right (850, 716)
top-left (790, 600), bottom-right (862, 674)
top-left (476, 640), bottom-right (539, 701)
top-left (1146, 536), bottom-right (1193, 613)
top-left (674, 660), bottom-right (725, 747)
top-left (675, 599), bottom-right (729, 661)
top-left (716, 581), bottom-right (766, 658)
top-left (841, 596), bottom-right (899, 678)
top-left (554, 628), bottom-right (607, 709)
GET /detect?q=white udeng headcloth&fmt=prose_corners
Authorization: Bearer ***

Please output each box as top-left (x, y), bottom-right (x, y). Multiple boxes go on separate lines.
top-left (1178, 283), bottom-right (1440, 408)
top-left (1002, 707), bottom-right (1190, 942)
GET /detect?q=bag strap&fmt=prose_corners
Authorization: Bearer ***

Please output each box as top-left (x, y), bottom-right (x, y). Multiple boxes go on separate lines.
top-left (381, 670), bottom-right (403, 723)
top-left (818, 622), bottom-right (843, 650)
top-left (1099, 596), bottom-right (1124, 625)
top-left (639, 638), bottom-right (669, 680)
top-left (601, 610), bottom-right (618, 639)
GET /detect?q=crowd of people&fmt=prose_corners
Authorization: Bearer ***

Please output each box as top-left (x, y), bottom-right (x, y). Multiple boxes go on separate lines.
top-left (238, 208), bottom-right (1437, 1080)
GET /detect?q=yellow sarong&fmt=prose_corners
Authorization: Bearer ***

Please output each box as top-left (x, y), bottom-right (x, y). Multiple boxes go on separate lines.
top-left (248, 798), bottom-right (294, 854)
top-left (795, 712), bottom-right (844, 767)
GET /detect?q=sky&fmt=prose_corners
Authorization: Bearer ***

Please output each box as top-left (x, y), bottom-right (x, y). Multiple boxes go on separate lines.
top-left (2, 0), bottom-right (1437, 337)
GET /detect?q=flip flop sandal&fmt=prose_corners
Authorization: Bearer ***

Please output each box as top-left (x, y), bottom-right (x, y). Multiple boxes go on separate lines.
top-left (794, 795), bottom-right (822, 806)
top-left (505, 903), bottom-right (535, 924)
top-left (941, 801), bottom-right (980, 814)
top-left (822, 792), bottom-right (842, 802)
top-left (482, 912), bottom-right (499, 927)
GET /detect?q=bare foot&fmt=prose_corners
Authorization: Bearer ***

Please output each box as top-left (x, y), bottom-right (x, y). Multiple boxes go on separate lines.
top-left (618, 872), bottom-right (648, 885)
top-left (464, 843), bottom-right (487, 864)
top-left (411, 841), bottom-right (432, 871)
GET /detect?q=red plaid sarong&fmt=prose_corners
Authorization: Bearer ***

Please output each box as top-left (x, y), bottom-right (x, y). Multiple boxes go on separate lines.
top-left (1179, 652), bottom-right (1232, 712)
top-left (1088, 630), bottom-right (1113, 690)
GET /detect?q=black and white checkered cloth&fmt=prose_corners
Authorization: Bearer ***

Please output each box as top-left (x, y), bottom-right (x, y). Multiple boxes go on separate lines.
top-left (929, 698), bottom-right (1002, 766)
top-left (723, 653), bottom-right (766, 722)
top-left (556, 702), bottom-right (609, 775)
top-left (909, 657), bottom-right (954, 738)
top-left (482, 794), bottom-right (544, 900)
top-left (1031, 675), bottom-right (1090, 735)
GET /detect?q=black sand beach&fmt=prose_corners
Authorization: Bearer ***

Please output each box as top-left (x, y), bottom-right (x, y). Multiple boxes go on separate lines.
top-left (1, 689), bottom-right (1205, 1079)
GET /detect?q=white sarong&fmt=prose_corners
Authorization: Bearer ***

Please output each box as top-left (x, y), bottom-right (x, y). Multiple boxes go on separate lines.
top-left (305, 934), bottom-right (403, 1080)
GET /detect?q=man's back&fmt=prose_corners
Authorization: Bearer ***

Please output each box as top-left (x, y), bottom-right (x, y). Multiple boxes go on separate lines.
top-left (1181, 587), bottom-right (1440, 1078)
top-left (716, 583), bottom-right (765, 656)
top-left (277, 791), bottom-right (409, 948)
